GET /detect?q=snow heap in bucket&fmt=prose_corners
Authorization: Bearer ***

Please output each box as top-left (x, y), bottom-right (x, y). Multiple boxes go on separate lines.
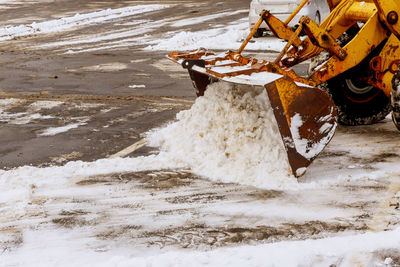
top-left (148, 81), bottom-right (297, 189)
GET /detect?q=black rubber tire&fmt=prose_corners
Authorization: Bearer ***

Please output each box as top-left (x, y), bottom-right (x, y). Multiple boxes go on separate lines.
top-left (309, 26), bottom-right (390, 125)
top-left (326, 70), bottom-right (391, 126)
top-left (253, 28), bottom-right (264, 38)
top-left (391, 70), bottom-right (400, 130)
top-left (315, 11), bottom-right (321, 25)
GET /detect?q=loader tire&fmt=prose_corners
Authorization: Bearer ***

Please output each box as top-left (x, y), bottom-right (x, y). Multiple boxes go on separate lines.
top-left (391, 70), bottom-right (400, 130)
top-left (253, 28), bottom-right (264, 38)
top-left (326, 74), bottom-right (391, 126)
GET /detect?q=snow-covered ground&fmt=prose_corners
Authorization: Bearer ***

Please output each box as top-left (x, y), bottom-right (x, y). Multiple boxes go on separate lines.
top-left (0, 5), bottom-right (169, 42)
top-left (2, 82), bottom-right (400, 266)
top-left (0, 2), bottom-right (286, 54)
top-left (1, 2), bottom-right (400, 267)
top-left (0, 4), bottom-right (283, 54)
top-left (144, 18), bottom-right (286, 52)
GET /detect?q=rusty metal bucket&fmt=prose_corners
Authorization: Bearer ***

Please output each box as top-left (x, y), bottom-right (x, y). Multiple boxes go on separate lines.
top-left (265, 76), bottom-right (337, 176)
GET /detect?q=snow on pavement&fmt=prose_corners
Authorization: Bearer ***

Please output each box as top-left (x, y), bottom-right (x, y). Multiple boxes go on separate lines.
top-left (0, 5), bottom-right (169, 42)
top-left (2, 226), bottom-right (400, 266)
top-left (3, 5), bottom-right (285, 54)
top-left (2, 82), bottom-right (400, 266)
top-left (147, 82), bottom-right (296, 189)
top-left (0, 99), bottom-right (57, 125)
top-left (0, 98), bottom-right (109, 134)
top-left (39, 120), bottom-right (89, 136)
top-left (145, 18), bottom-right (286, 52)
top-left (0, 0), bottom-right (43, 10)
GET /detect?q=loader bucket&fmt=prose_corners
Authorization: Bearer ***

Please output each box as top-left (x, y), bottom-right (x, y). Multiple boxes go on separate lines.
top-left (167, 50), bottom-right (337, 177)
top-left (265, 76), bottom-right (337, 176)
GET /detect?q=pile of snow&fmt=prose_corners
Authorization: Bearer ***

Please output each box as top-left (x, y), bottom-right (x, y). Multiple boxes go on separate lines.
top-left (145, 20), bottom-right (286, 52)
top-left (148, 81), bottom-right (296, 188)
top-left (1, 82), bottom-right (295, 197)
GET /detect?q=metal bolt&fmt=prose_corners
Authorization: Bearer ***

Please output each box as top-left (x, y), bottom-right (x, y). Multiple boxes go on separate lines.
top-left (387, 11), bottom-right (398, 25)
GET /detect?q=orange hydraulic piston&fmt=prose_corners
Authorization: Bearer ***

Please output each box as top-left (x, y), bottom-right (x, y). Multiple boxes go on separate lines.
top-left (238, 10), bottom-right (266, 53)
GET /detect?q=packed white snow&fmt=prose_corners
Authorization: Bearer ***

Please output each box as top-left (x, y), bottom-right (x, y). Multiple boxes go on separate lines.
top-left (0, 5), bottom-right (169, 42)
top-left (148, 81), bottom-right (296, 188)
top-left (39, 120), bottom-right (88, 136)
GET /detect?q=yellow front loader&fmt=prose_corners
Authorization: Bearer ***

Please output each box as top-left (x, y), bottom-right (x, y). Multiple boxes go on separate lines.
top-left (167, 0), bottom-right (400, 177)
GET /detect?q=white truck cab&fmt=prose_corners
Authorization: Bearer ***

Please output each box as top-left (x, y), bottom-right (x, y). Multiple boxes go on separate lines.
top-left (249, 0), bottom-right (330, 37)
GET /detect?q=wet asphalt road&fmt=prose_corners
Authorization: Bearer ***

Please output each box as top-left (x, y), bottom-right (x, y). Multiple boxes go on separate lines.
top-left (0, 0), bottom-right (254, 168)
